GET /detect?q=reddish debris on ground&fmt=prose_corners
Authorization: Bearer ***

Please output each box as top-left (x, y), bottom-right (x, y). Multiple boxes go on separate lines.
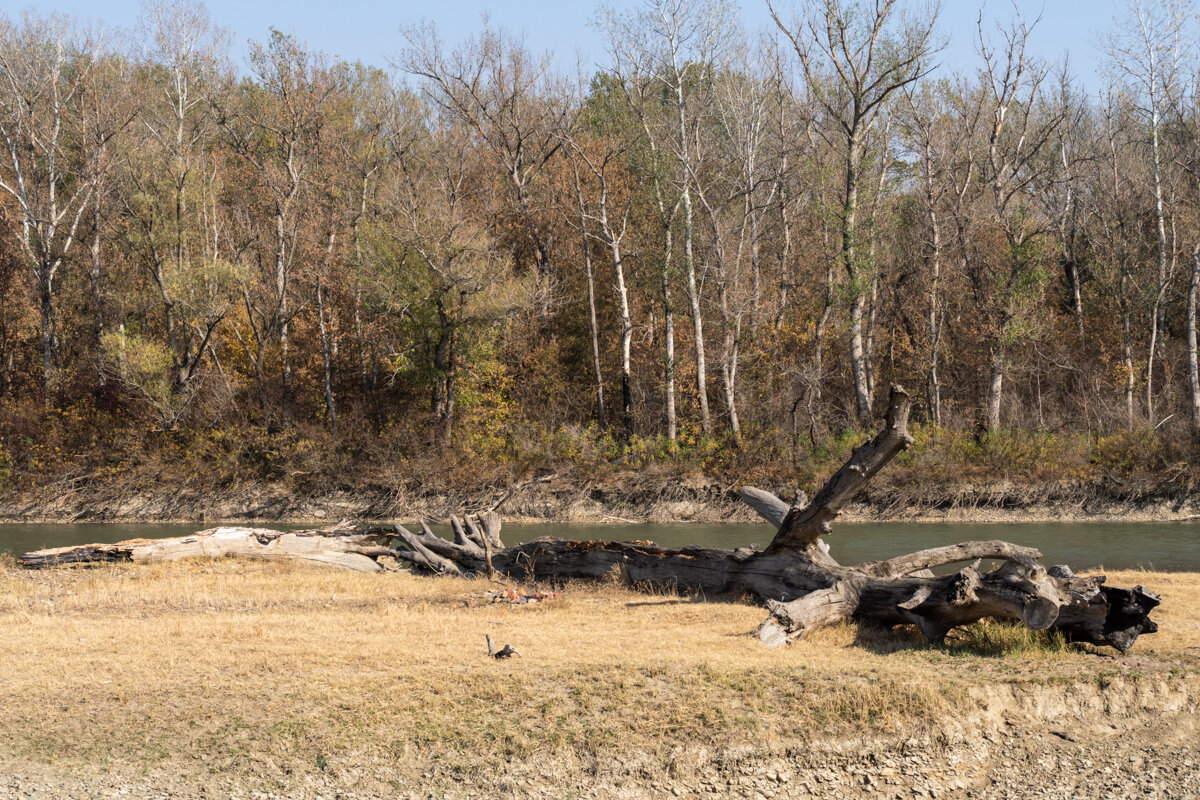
top-left (485, 587), bottom-right (562, 605)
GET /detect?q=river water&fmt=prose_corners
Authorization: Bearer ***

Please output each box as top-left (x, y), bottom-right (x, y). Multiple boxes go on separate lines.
top-left (2, 520), bottom-right (1198, 571)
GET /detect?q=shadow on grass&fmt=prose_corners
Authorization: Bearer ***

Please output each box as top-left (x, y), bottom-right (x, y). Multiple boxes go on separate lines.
top-left (852, 618), bottom-right (1082, 658)
top-left (624, 595), bottom-right (713, 608)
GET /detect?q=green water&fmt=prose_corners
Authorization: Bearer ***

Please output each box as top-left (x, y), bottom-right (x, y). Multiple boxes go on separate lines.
top-left (2, 520), bottom-right (1198, 571)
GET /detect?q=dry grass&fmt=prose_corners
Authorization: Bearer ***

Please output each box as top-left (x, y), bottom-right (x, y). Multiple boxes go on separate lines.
top-left (0, 558), bottom-right (1197, 787)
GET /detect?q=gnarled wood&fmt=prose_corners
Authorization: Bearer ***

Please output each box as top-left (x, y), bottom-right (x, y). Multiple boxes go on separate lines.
top-left (382, 385), bottom-right (1158, 653)
top-left (769, 385), bottom-right (915, 550)
top-left (856, 541), bottom-right (1044, 577)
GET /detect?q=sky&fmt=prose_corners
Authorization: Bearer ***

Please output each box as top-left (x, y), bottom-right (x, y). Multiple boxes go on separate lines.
top-left (7, 0), bottom-right (1117, 89)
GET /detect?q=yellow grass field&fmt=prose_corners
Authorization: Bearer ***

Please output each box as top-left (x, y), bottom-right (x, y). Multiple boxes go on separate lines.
top-left (1, 557), bottom-right (1198, 796)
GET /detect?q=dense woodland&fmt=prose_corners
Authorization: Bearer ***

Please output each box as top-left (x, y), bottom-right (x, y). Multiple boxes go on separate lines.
top-left (1, 0), bottom-right (1199, 498)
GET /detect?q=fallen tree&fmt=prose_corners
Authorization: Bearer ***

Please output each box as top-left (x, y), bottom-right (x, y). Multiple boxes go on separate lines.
top-left (21, 386), bottom-right (1159, 652)
top-left (378, 386), bottom-right (1160, 653)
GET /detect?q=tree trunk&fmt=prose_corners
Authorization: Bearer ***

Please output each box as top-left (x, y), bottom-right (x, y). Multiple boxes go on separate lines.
top-left (718, 281), bottom-right (741, 443)
top-left (570, 161), bottom-right (607, 432)
top-left (844, 134), bottom-right (873, 426)
top-left (1064, 257), bottom-right (1084, 337)
top-left (395, 387), bottom-right (1159, 653)
top-left (21, 522), bottom-right (392, 573)
top-left (864, 272), bottom-right (879, 406)
top-left (682, 183), bottom-right (710, 435)
top-left (1189, 251), bottom-right (1200, 435)
top-left (432, 300), bottom-right (456, 449)
top-left (985, 346), bottom-right (1005, 433)
top-left (923, 149), bottom-right (942, 426)
top-left (776, 177), bottom-right (792, 333)
top-left (37, 262), bottom-right (58, 406)
top-left (675, 73), bottom-right (710, 436)
top-left (317, 276), bottom-right (337, 433)
top-left (90, 202), bottom-right (106, 389)
top-left (809, 261), bottom-right (836, 435)
top-left (276, 212), bottom-right (293, 424)
top-left (1120, 272), bottom-right (1136, 431)
top-left (583, 234), bottom-right (606, 432)
top-left (601, 186), bottom-right (634, 438)
top-left (1151, 100), bottom-right (1170, 357)
top-left (662, 236), bottom-right (677, 442)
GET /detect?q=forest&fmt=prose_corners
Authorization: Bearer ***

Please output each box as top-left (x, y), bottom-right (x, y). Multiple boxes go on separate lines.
top-left (1, 0), bottom-right (1198, 505)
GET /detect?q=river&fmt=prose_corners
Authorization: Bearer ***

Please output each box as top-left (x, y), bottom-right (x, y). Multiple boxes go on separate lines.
top-left (2, 520), bottom-right (1198, 571)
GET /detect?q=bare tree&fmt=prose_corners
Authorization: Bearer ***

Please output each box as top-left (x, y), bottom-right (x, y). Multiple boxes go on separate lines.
top-left (597, 22), bottom-right (686, 440)
top-left (768, 0), bottom-right (940, 425)
top-left (567, 150), bottom-right (608, 432)
top-left (1103, 0), bottom-right (1191, 426)
top-left (0, 13), bottom-right (94, 403)
top-left (1087, 91), bottom-right (1147, 431)
top-left (898, 81), bottom-right (958, 426)
top-left (987, 14), bottom-right (1063, 431)
top-left (399, 23), bottom-right (567, 319)
top-left (561, 76), bottom-right (640, 435)
top-left (221, 30), bottom-right (342, 422)
top-left (692, 37), bottom-right (783, 442)
top-left (1170, 46), bottom-right (1200, 435)
top-left (1030, 66), bottom-right (1090, 339)
top-left (603, 0), bottom-right (734, 436)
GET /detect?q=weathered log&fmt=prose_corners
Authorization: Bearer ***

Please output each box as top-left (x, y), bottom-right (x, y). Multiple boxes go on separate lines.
top-left (19, 522), bottom-right (394, 572)
top-left (385, 386), bottom-right (1159, 653)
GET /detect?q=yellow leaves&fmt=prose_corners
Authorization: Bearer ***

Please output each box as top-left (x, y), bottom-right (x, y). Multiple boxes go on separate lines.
top-left (457, 332), bottom-right (516, 459)
top-left (99, 331), bottom-right (189, 429)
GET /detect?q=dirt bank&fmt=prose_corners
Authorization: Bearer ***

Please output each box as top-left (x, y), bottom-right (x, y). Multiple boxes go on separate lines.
top-left (2, 472), bottom-right (1199, 524)
top-left (1, 670), bottom-right (1197, 799)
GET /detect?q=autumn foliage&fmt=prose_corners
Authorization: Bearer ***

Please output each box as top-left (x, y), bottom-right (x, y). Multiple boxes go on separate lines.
top-left (0, 1), bottom-right (1198, 502)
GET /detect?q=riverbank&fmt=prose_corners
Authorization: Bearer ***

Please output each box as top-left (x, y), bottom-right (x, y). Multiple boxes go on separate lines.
top-left (1, 559), bottom-right (1198, 799)
top-left (2, 473), bottom-right (1199, 525)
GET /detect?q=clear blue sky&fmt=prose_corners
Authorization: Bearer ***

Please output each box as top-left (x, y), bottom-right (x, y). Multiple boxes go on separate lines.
top-left (10, 0), bottom-right (1114, 88)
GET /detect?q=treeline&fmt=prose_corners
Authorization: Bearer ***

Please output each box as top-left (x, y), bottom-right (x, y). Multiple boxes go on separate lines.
top-left (2, 0), bottom-right (1200, 486)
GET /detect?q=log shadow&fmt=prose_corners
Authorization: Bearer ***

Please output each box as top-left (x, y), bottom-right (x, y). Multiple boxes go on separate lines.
top-left (625, 598), bottom-right (709, 607)
top-left (852, 618), bottom-right (1090, 658)
top-left (851, 622), bottom-right (932, 655)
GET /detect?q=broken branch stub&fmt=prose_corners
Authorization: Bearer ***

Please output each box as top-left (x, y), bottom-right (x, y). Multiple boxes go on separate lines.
top-left (769, 385), bottom-right (916, 550)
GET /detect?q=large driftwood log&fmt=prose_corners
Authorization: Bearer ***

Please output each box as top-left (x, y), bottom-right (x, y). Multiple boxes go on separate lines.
top-left (383, 386), bottom-right (1159, 653)
top-left (20, 386), bottom-right (1160, 653)
top-left (18, 516), bottom-right (505, 575)
top-left (19, 522), bottom-right (397, 572)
